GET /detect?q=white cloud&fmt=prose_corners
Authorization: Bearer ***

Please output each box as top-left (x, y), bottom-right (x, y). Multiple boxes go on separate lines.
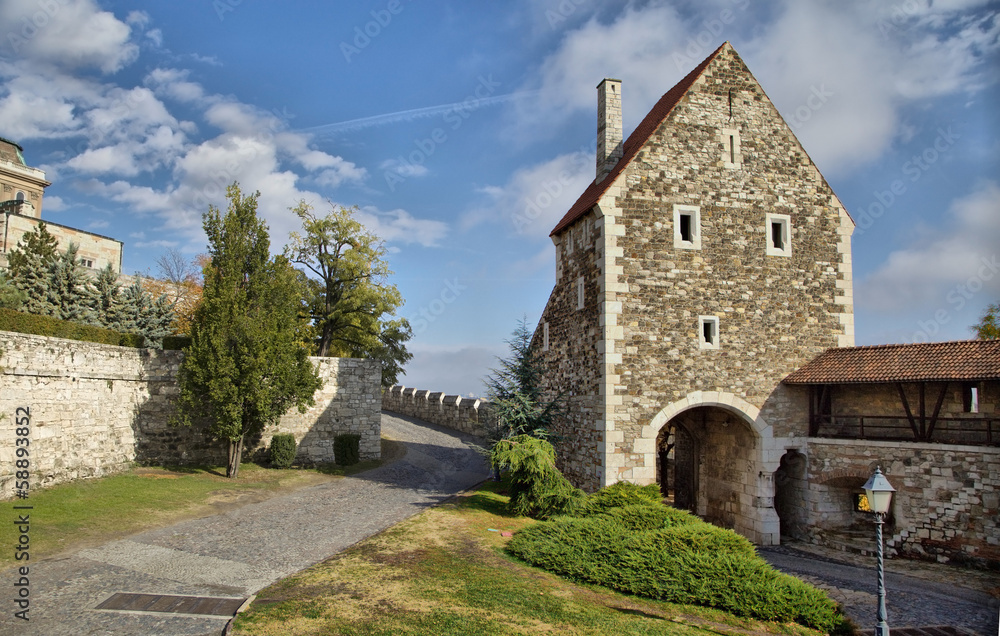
top-left (42, 195), bottom-right (66, 211)
top-left (856, 180), bottom-right (1000, 313)
top-left (462, 149), bottom-right (595, 238)
top-left (512, 1), bottom-right (998, 176)
top-left (1, 0), bottom-right (139, 74)
top-left (380, 158), bottom-right (429, 178)
top-left (356, 207), bottom-right (449, 247)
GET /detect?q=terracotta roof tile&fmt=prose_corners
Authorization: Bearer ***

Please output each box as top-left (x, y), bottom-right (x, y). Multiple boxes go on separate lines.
top-left (783, 340), bottom-right (1000, 384)
top-left (550, 42), bottom-right (728, 237)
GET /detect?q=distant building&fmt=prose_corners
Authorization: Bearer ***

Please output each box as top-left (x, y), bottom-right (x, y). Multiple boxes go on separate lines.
top-left (0, 137), bottom-right (122, 272)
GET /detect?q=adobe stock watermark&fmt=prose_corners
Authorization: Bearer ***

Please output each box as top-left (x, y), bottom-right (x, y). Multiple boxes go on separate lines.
top-left (671, 0), bottom-right (751, 72)
top-left (511, 144), bottom-right (593, 234)
top-left (5, 0), bottom-right (70, 55)
top-left (785, 85), bottom-right (834, 130)
top-left (212, 0), bottom-right (244, 21)
top-left (411, 279), bottom-right (466, 334)
top-left (544, 0), bottom-right (589, 29)
top-left (874, 0), bottom-right (921, 39)
top-left (853, 126), bottom-right (959, 237)
top-left (904, 252), bottom-right (999, 343)
top-left (383, 75), bottom-right (501, 192)
top-left (340, 0), bottom-right (413, 63)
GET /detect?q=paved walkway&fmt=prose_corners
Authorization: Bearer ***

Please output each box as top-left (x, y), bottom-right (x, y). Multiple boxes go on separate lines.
top-left (760, 544), bottom-right (999, 636)
top-left (0, 412), bottom-right (489, 636)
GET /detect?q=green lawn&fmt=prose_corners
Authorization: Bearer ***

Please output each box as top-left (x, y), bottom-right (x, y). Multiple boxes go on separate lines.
top-left (1, 438), bottom-right (402, 566)
top-left (231, 482), bottom-right (826, 636)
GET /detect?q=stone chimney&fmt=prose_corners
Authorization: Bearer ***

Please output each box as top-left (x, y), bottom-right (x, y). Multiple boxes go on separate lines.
top-left (596, 78), bottom-right (623, 183)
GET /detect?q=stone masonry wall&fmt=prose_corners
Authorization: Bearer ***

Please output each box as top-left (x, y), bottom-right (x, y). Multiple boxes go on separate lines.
top-left (806, 439), bottom-right (1000, 567)
top-left (382, 385), bottom-right (489, 437)
top-left (533, 207), bottom-right (607, 491)
top-left (0, 331), bottom-right (380, 498)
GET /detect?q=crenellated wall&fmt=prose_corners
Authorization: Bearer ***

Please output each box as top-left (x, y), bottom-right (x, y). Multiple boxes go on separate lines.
top-left (0, 331), bottom-right (381, 498)
top-left (382, 385), bottom-right (491, 437)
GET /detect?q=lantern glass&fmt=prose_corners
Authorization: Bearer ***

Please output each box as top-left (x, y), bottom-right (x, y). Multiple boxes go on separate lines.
top-left (862, 469), bottom-right (895, 515)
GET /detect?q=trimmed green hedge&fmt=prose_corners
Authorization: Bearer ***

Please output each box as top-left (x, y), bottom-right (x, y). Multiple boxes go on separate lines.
top-left (0, 307), bottom-right (145, 348)
top-left (334, 433), bottom-right (361, 466)
top-left (507, 492), bottom-right (848, 632)
top-left (269, 433), bottom-right (297, 468)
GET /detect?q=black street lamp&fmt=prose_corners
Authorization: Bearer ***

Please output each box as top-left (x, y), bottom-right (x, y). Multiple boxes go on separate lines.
top-left (863, 467), bottom-right (895, 636)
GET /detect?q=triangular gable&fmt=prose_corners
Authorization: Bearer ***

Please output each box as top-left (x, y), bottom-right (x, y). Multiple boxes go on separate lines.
top-left (550, 42), bottom-right (727, 237)
top-left (550, 41), bottom-right (853, 236)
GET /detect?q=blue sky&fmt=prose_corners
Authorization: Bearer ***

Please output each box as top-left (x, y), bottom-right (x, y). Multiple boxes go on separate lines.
top-left (1, 0), bottom-right (997, 396)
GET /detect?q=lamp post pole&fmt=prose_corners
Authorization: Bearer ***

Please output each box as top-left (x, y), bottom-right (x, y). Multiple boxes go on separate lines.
top-left (874, 510), bottom-right (889, 636)
top-left (864, 467), bottom-right (895, 636)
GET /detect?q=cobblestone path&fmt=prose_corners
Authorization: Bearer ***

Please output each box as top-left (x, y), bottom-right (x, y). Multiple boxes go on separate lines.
top-left (760, 545), bottom-right (999, 636)
top-left (0, 412), bottom-right (489, 636)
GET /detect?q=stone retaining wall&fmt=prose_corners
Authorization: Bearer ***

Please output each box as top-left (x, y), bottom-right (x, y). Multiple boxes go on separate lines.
top-left (382, 385), bottom-right (490, 437)
top-left (804, 438), bottom-right (1000, 567)
top-left (0, 331), bottom-right (380, 498)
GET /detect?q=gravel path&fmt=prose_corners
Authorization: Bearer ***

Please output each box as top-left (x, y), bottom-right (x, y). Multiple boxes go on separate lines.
top-left (0, 412), bottom-right (489, 636)
top-left (760, 545), bottom-right (999, 636)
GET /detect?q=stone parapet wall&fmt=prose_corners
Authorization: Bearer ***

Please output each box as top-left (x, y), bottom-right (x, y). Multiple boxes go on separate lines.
top-left (0, 331), bottom-right (380, 498)
top-left (804, 438), bottom-right (1000, 567)
top-left (382, 385), bottom-right (489, 437)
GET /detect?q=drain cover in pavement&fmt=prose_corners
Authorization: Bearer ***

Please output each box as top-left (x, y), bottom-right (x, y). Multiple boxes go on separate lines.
top-left (892, 628), bottom-right (978, 636)
top-left (96, 593), bottom-right (246, 616)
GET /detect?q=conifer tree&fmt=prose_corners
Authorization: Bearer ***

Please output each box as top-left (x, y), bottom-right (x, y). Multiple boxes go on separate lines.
top-left (41, 243), bottom-right (98, 325)
top-left (0, 270), bottom-right (26, 310)
top-left (176, 183), bottom-right (321, 478)
top-left (7, 222), bottom-right (59, 315)
top-left (93, 264), bottom-right (121, 326)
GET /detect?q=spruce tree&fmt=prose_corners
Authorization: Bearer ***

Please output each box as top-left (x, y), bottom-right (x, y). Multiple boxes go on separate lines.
top-left (0, 270), bottom-right (26, 310)
top-left (176, 183), bottom-right (321, 478)
top-left (7, 222), bottom-right (59, 315)
top-left (42, 243), bottom-right (98, 324)
top-left (93, 264), bottom-right (121, 327)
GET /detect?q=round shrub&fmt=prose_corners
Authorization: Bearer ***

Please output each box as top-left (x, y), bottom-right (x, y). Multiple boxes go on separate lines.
top-left (269, 433), bottom-right (297, 468)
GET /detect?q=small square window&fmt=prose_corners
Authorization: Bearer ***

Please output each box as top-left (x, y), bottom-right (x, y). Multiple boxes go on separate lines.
top-left (698, 315), bottom-right (719, 350)
top-left (673, 204), bottom-right (701, 250)
top-left (80, 258), bottom-right (94, 268)
top-left (576, 277), bottom-right (585, 310)
top-left (765, 213), bottom-right (791, 257)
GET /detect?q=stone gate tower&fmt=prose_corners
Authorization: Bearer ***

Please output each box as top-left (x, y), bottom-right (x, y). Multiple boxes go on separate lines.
top-left (532, 42), bottom-right (855, 545)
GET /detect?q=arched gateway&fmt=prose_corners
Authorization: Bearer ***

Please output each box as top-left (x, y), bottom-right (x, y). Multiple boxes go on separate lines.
top-left (639, 392), bottom-right (781, 545)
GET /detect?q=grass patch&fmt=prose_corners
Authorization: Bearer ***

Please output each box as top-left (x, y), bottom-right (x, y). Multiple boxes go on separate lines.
top-left (1, 437), bottom-right (403, 566)
top-left (231, 484), bottom-right (829, 636)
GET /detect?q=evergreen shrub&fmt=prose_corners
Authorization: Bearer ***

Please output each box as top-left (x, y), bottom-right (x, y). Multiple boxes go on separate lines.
top-left (490, 435), bottom-right (585, 519)
top-left (334, 433), bottom-right (361, 466)
top-left (0, 307), bottom-right (145, 347)
top-left (162, 335), bottom-right (192, 350)
top-left (574, 481), bottom-right (664, 516)
top-left (269, 433), bottom-right (297, 468)
top-left (507, 485), bottom-right (846, 632)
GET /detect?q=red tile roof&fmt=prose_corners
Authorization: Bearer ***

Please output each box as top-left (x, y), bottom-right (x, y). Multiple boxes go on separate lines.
top-left (550, 42), bottom-right (728, 237)
top-left (783, 340), bottom-right (1000, 384)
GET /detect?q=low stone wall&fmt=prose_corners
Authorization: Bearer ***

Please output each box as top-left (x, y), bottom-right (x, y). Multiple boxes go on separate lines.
top-left (382, 385), bottom-right (490, 437)
top-left (804, 438), bottom-right (1000, 567)
top-left (0, 331), bottom-right (381, 498)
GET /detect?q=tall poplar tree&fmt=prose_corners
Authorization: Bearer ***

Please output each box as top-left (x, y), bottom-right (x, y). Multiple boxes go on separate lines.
top-left (175, 184), bottom-right (321, 478)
